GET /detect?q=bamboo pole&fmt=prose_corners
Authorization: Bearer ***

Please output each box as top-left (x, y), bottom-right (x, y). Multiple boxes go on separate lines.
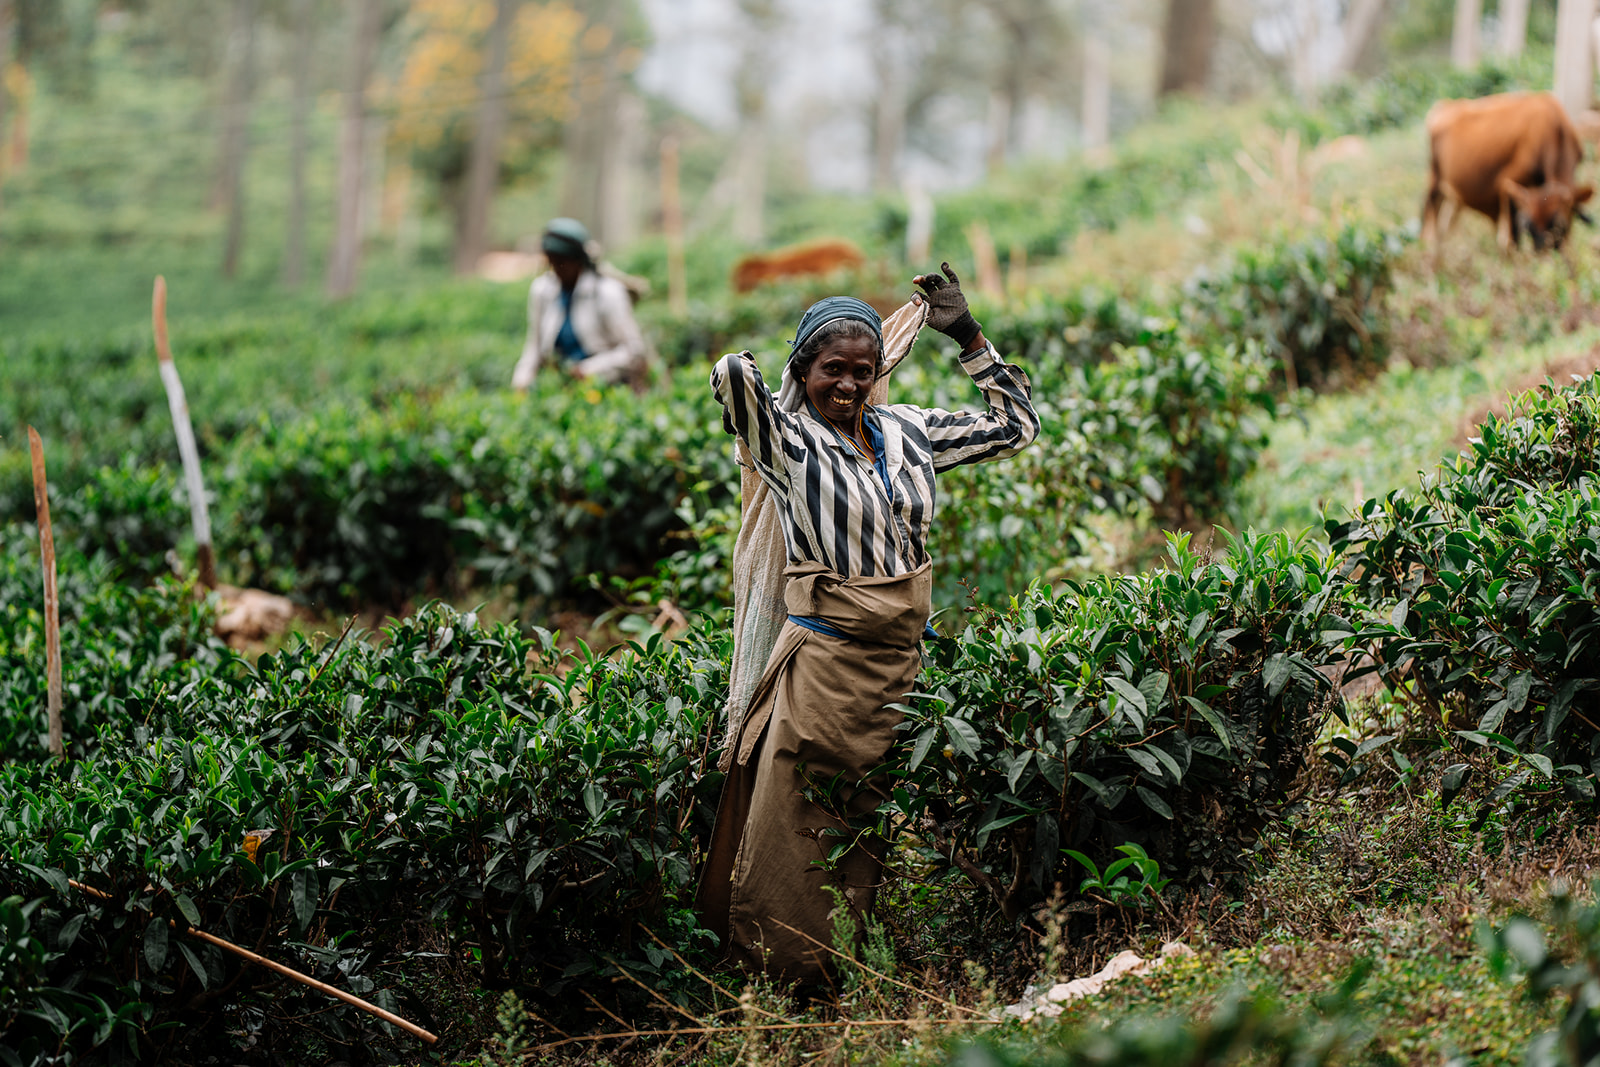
top-left (26, 426), bottom-right (61, 759)
top-left (67, 879), bottom-right (437, 1044)
top-left (152, 276), bottom-right (217, 589)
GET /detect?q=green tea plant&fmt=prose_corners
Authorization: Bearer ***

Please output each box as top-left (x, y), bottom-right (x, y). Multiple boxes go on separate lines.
top-left (1184, 225), bottom-right (1403, 393)
top-left (883, 528), bottom-right (1347, 920)
top-left (0, 599), bottom-right (729, 1060)
top-left (1062, 843), bottom-right (1171, 909)
top-left (1483, 881), bottom-right (1600, 1067)
top-left (1328, 377), bottom-right (1600, 811)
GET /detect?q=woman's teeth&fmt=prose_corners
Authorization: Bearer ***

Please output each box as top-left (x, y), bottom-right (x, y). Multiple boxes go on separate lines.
top-left (830, 396), bottom-right (854, 407)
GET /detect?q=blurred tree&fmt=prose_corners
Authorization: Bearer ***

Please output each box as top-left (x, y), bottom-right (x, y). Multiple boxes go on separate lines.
top-left (973, 0), bottom-right (1075, 171)
top-left (326, 0), bottom-right (383, 298)
top-left (456, 0), bottom-right (517, 273)
top-left (559, 0), bottom-right (646, 248)
top-left (0, 0), bottom-right (10, 215)
top-left (731, 0), bottom-right (778, 243)
top-left (1553, 0), bottom-right (1594, 114)
top-left (1496, 0), bottom-right (1531, 55)
top-left (390, 0), bottom-right (579, 267)
top-left (16, 0), bottom-right (94, 100)
top-left (1159, 0), bottom-right (1216, 95)
top-left (217, 0), bottom-right (258, 279)
top-left (280, 0), bottom-right (325, 288)
top-left (1334, 0), bottom-right (1390, 76)
top-left (1451, 0), bottom-right (1481, 65)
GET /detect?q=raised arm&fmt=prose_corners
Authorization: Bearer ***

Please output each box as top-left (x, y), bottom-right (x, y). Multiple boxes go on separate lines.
top-left (710, 352), bottom-right (798, 488)
top-left (919, 340), bottom-right (1040, 471)
top-left (909, 263), bottom-right (1039, 470)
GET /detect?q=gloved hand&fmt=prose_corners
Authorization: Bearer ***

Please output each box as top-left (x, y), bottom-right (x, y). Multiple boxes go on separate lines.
top-left (913, 262), bottom-right (982, 349)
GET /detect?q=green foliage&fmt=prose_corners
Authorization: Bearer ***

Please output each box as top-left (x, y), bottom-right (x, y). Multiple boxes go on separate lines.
top-left (1185, 226), bottom-right (1404, 393)
top-left (1285, 54), bottom-right (1555, 142)
top-left (1327, 376), bottom-right (1600, 811)
top-left (0, 598), bottom-right (727, 1060)
top-left (1485, 881), bottom-right (1600, 1067)
top-left (884, 529), bottom-right (1346, 919)
top-left (1062, 843), bottom-right (1171, 908)
top-left (950, 967), bottom-right (1367, 1067)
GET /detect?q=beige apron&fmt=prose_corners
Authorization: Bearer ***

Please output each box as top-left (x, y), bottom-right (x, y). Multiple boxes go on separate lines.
top-left (697, 559), bottom-right (932, 983)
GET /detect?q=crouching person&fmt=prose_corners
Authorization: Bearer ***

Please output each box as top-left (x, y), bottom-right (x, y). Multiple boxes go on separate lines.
top-left (511, 217), bottom-right (648, 389)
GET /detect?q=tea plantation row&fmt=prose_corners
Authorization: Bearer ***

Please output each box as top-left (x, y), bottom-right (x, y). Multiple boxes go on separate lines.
top-left (4, 372), bottom-right (1600, 1063)
top-left (1, 223), bottom-right (1401, 612)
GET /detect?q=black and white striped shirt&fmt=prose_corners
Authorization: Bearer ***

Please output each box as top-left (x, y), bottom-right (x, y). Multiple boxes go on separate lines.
top-left (711, 343), bottom-right (1040, 578)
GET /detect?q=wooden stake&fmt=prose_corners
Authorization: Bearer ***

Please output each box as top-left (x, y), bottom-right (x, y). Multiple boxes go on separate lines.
top-left (26, 426), bottom-right (62, 759)
top-left (67, 879), bottom-right (438, 1044)
top-left (660, 134), bottom-right (688, 316)
top-left (152, 276), bottom-right (217, 589)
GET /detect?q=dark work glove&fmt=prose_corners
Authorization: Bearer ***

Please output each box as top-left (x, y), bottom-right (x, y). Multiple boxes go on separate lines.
top-left (914, 262), bottom-right (982, 349)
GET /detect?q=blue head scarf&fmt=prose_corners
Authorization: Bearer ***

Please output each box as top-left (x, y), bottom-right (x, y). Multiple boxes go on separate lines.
top-left (788, 296), bottom-right (882, 364)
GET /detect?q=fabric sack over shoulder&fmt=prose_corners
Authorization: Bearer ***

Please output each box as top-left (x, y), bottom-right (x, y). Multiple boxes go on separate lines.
top-left (718, 298), bottom-right (929, 770)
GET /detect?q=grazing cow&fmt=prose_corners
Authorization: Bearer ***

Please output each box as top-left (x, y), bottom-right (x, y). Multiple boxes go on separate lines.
top-left (731, 238), bottom-right (866, 293)
top-left (1422, 90), bottom-right (1593, 255)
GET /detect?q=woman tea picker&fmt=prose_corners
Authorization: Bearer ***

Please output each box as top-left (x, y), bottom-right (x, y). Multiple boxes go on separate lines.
top-left (699, 264), bottom-right (1040, 984)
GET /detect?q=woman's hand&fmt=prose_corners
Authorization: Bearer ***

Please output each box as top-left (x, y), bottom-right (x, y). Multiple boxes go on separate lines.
top-left (912, 263), bottom-right (983, 351)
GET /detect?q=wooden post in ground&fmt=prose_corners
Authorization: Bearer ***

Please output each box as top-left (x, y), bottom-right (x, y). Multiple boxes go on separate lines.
top-left (152, 276), bottom-right (217, 589)
top-left (27, 427), bottom-right (61, 759)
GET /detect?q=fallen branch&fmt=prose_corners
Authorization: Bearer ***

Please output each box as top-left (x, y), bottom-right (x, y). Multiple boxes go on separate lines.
top-left (525, 1015), bottom-right (987, 1055)
top-left (66, 879), bottom-right (436, 1044)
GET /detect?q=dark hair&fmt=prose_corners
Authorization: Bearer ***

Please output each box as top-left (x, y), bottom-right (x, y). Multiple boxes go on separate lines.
top-left (789, 318), bottom-right (884, 381)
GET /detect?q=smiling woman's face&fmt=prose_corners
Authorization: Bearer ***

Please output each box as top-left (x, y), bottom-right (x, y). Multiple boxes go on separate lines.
top-left (803, 334), bottom-right (879, 431)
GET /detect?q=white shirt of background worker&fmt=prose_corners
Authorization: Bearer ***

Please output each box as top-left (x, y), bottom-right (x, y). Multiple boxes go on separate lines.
top-left (511, 217), bottom-right (649, 389)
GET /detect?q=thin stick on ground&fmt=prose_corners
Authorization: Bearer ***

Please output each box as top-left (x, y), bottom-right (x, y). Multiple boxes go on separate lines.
top-left (767, 918), bottom-right (989, 1018)
top-left (27, 427), bottom-right (62, 759)
top-left (524, 1015), bottom-right (990, 1055)
top-left (66, 879), bottom-right (437, 1044)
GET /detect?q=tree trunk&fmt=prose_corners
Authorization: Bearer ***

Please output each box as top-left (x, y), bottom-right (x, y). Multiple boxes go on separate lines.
top-left (1082, 35), bottom-right (1109, 150)
top-left (455, 0), bottom-right (516, 274)
top-left (597, 89), bottom-right (642, 249)
top-left (1554, 0), bottom-right (1596, 117)
top-left (0, 0), bottom-right (12, 218)
top-left (984, 89), bottom-right (1010, 175)
top-left (282, 0), bottom-right (313, 287)
top-left (559, 0), bottom-right (613, 229)
top-left (870, 60), bottom-right (906, 192)
top-left (731, 0), bottom-right (776, 245)
top-left (1158, 0), bottom-right (1216, 97)
top-left (219, 0), bottom-right (257, 280)
top-left (1451, 0), bottom-right (1481, 68)
top-left (1334, 0), bottom-right (1386, 77)
top-left (1496, 0), bottom-right (1530, 57)
top-left (325, 0), bottom-right (381, 299)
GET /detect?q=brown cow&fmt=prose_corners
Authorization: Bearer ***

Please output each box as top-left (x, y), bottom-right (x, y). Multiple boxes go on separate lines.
top-left (1422, 90), bottom-right (1593, 255)
top-left (731, 238), bottom-right (866, 293)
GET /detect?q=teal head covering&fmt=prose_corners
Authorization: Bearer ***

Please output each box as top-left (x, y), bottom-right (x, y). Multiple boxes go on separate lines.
top-left (541, 217), bottom-right (592, 264)
top-left (787, 296), bottom-right (882, 362)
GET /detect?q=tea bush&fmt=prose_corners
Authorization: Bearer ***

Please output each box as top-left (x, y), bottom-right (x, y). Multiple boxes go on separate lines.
top-left (0, 528), bottom-right (231, 763)
top-left (881, 529), bottom-right (1348, 921)
top-left (0, 602), bottom-right (728, 1061)
top-left (1328, 376), bottom-right (1600, 807)
top-left (1184, 226), bottom-right (1403, 393)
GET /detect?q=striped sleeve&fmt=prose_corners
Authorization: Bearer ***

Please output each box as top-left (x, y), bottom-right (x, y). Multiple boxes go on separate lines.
top-left (710, 352), bottom-right (798, 490)
top-left (917, 343), bottom-right (1040, 472)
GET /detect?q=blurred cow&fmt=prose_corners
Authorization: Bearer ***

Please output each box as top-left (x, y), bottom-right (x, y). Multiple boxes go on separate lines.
top-left (731, 238), bottom-right (866, 293)
top-left (1422, 90), bottom-right (1593, 255)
